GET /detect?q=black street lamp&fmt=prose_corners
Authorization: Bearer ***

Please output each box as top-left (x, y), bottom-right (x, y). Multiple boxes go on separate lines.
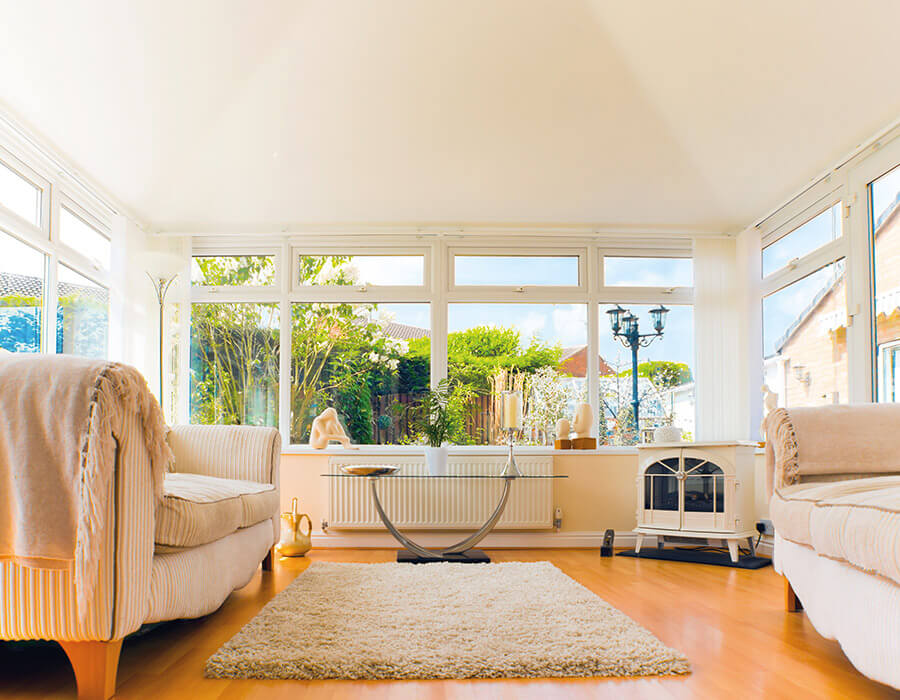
top-left (606, 305), bottom-right (669, 438)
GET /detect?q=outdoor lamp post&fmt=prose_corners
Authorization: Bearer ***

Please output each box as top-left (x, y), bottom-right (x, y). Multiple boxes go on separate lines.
top-left (606, 304), bottom-right (669, 439)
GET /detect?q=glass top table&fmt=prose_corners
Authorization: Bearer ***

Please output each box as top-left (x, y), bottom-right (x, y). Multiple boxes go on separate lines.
top-left (322, 474), bottom-right (567, 479)
top-left (321, 467), bottom-right (567, 562)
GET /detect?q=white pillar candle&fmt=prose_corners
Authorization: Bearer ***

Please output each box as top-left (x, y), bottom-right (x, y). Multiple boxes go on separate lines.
top-left (501, 390), bottom-right (523, 430)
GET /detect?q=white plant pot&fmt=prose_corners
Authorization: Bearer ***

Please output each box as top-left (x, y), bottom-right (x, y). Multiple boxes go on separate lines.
top-left (653, 425), bottom-right (683, 443)
top-left (424, 446), bottom-right (448, 476)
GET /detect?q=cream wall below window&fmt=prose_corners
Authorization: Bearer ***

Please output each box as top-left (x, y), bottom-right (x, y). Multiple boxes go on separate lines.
top-left (278, 451), bottom-right (771, 544)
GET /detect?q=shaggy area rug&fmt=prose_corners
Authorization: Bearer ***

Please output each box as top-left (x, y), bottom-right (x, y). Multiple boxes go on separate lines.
top-left (205, 561), bottom-right (689, 680)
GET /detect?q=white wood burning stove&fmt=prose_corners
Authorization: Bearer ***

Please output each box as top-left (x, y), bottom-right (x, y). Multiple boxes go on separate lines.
top-left (635, 441), bottom-right (758, 562)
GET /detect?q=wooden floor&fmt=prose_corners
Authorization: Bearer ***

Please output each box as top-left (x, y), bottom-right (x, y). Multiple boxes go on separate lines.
top-left (1, 549), bottom-right (897, 699)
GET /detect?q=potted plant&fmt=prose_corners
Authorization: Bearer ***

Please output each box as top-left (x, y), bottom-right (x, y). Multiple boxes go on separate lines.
top-left (410, 379), bottom-right (470, 475)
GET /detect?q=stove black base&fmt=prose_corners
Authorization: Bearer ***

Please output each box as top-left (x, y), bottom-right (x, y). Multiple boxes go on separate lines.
top-left (396, 549), bottom-right (490, 564)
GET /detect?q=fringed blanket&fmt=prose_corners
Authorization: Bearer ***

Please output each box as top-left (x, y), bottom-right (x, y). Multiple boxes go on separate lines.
top-left (0, 355), bottom-right (172, 614)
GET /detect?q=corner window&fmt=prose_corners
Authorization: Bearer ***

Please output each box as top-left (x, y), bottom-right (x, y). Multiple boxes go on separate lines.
top-left (762, 203), bottom-right (842, 278)
top-left (59, 207), bottom-right (110, 269)
top-left (870, 163), bottom-right (900, 402)
top-left (0, 160), bottom-right (41, 227)
top-left (0, 231), bottom-right (44, 352)
top-left (56, 264), bottom-right (109, 358)
top-left (762, 260), bottom-right (847, 407)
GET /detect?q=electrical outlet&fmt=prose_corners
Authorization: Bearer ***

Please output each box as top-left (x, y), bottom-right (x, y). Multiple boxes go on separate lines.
top-left (756, 519), bottom-right (774, 536)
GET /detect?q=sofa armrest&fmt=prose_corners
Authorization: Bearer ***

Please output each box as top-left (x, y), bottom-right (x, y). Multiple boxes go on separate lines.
top-left (167, 425), bottom-right (280, 485)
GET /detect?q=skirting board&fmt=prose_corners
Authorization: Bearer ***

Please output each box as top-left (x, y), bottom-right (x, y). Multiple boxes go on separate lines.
top-left (310, 530), bottom-right (774, 556)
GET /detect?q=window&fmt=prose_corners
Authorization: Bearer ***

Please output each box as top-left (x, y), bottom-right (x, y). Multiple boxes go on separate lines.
top-left (0, 231), bottom-right (44, 352)
top-left (762, 203), bottom-right (841, 277)
top-left (446, 303), bottom-right (587, 445)
top-left (603, 257), bottom-right (693, 287)
top-left (289, 302), bottom-right (429, 444)
top-left (296, 255), bottom-right (424, 286)
top-left (59, 207), bottom-right (110, 269)
top-left (598, 304), bottom-right (694, 444)
top-left (870, 163), bottom-right (900, 402)
top-left (190, 303), bottom-right (279, 426)
top-left (191, 255), bottom-right (276, 286)
top-left (56, 265), bottom-right (108, 358)
top-left (0, 160), bottom-right (41, 227)
top-left (186, 241), bottom-right (693, 448)
top-left (762, 260), bottom-right (847, 407)
top-left (454, 255), bottom-right (580, 286)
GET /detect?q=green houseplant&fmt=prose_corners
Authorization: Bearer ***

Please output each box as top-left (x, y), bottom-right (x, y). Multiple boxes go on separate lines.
top-left (409, 379), bottom-right (472, 474)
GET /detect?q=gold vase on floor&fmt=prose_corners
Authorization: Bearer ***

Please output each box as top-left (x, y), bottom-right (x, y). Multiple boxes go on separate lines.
top-left (277, 498), bottom-right (312, 557)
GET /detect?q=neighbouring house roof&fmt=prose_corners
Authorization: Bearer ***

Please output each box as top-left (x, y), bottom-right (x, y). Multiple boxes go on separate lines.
top-left (382, 321), bottom-right (430, 340)
top-left (773, 194), bottom-right (900, 355)
top-left (558, 345), bottom-right (614, 377)
top-left (0, 271), bottom-right (108, 305)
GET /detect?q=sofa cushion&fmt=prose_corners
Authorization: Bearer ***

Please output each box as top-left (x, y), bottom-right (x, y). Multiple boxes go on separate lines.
top-left (155, 472), bottom-right (278, 548)
top-left (809, 479), bottom-right (900, 587)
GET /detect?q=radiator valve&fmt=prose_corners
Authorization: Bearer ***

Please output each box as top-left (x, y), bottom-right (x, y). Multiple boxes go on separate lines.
top-left (321, 519), bottom-right (328, 532)
top-left (553, 507), bottom-right (563, 530)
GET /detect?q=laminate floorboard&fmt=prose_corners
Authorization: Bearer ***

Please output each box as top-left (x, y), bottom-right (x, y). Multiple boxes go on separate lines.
top-left (0, 549), bottom-right (896, 699)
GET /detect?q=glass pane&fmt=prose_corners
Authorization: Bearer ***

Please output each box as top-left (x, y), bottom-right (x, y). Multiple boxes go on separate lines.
top-left (446, 303), bottom-right (587, 445)
top-left (56, 265), bottom-right (108, 358)
top-left (190, 303), bottom-right (279, 426)
top-left (762, 203), bottom-right (841, 277)
top-left (297, 255), bottom-right (424, 286)
top-left (0, 160), bottom-right (40, 226)
top-left (598, 304), bottom-right (694, 445)
top-left (454, 256), bottom-right (579, 286)
top-left (684, 476), bottom-right (723, 512)
top-left (685, 459), bottom-right (723, 475)
top-left (0, 231), bottom-right (43, 352)
top-left (290, 303), bottom-right (430, 444)
top-left (603, 257), bottom-right (693, 287)
top-left (871, 164), bottom-right (900, 402)
top-left (646, 475), bottom-right (678, 510)
top-left (762, 260), bottom-right (847, 407)
top-left (59, 208), bottom-right (110, 269)
top-left (191, 255), bottom-right (276, 286)
top-left (646, 461), bottom-right (676, 475)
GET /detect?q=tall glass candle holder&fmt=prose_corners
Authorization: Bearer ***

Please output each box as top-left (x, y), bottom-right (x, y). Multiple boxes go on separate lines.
top-left (500, 390), bottom-right (523, 477)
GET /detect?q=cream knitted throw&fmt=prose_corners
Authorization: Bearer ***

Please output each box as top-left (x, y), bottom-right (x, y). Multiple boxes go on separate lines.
top-left (0, 355), bottom-right (172, 614)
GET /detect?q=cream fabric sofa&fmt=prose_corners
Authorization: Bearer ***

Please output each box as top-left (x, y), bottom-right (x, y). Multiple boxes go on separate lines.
top-left (0, 421), bottom-right (280, 700)
top-left (766, 404), bottom-right (900, 690)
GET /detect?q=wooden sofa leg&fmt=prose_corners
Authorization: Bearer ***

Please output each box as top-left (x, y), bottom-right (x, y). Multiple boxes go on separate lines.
top-left (262, 546), bottom-right (275, 571)
top-left (784, 577), bottom-right (803, 612)
top-left (60, 639), bottom-right (123, 700)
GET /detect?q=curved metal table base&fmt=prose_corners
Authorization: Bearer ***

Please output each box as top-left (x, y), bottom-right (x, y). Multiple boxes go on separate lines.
top-left (368, 476), bottom-right (513, 561)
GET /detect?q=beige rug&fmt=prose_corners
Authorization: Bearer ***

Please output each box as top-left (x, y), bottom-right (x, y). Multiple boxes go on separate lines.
top-left (205, 561), bottom-right (689, 680)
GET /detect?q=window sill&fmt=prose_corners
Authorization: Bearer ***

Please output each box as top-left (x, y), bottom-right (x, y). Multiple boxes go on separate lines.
top-left (280, 444), bottom-right (639, 457)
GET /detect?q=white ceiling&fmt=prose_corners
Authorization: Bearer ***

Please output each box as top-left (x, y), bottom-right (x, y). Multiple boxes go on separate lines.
top-left (0, 0), bottom-right (898, 234)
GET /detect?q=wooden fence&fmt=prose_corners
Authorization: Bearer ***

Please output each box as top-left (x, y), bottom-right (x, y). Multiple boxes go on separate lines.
top-left (370, 392), bottom-right (497, 445)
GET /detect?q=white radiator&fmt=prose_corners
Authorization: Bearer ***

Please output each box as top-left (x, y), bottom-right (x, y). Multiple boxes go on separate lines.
top-left (327, 455), bottom-right (554, 529)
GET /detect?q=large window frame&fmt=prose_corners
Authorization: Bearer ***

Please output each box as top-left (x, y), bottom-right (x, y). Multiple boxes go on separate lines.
top-left (186, 237), bottom-right (695, 452)
top-left (750, 123), bottom-right (900, 417)
top-left (0, 136), bottom-right (112, 358)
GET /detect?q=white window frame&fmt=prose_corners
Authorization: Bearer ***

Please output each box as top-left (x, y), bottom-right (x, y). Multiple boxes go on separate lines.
top-left (183, 236), bottom-right (696, 453)
top-left (448, 247), bottom-right (586, 297)
top-left (0, 141), bottom-right (112, 358)
top-left (0, 145), bottom-right (49, 235)
top-left (190, 245), bottom-right (283, 299)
